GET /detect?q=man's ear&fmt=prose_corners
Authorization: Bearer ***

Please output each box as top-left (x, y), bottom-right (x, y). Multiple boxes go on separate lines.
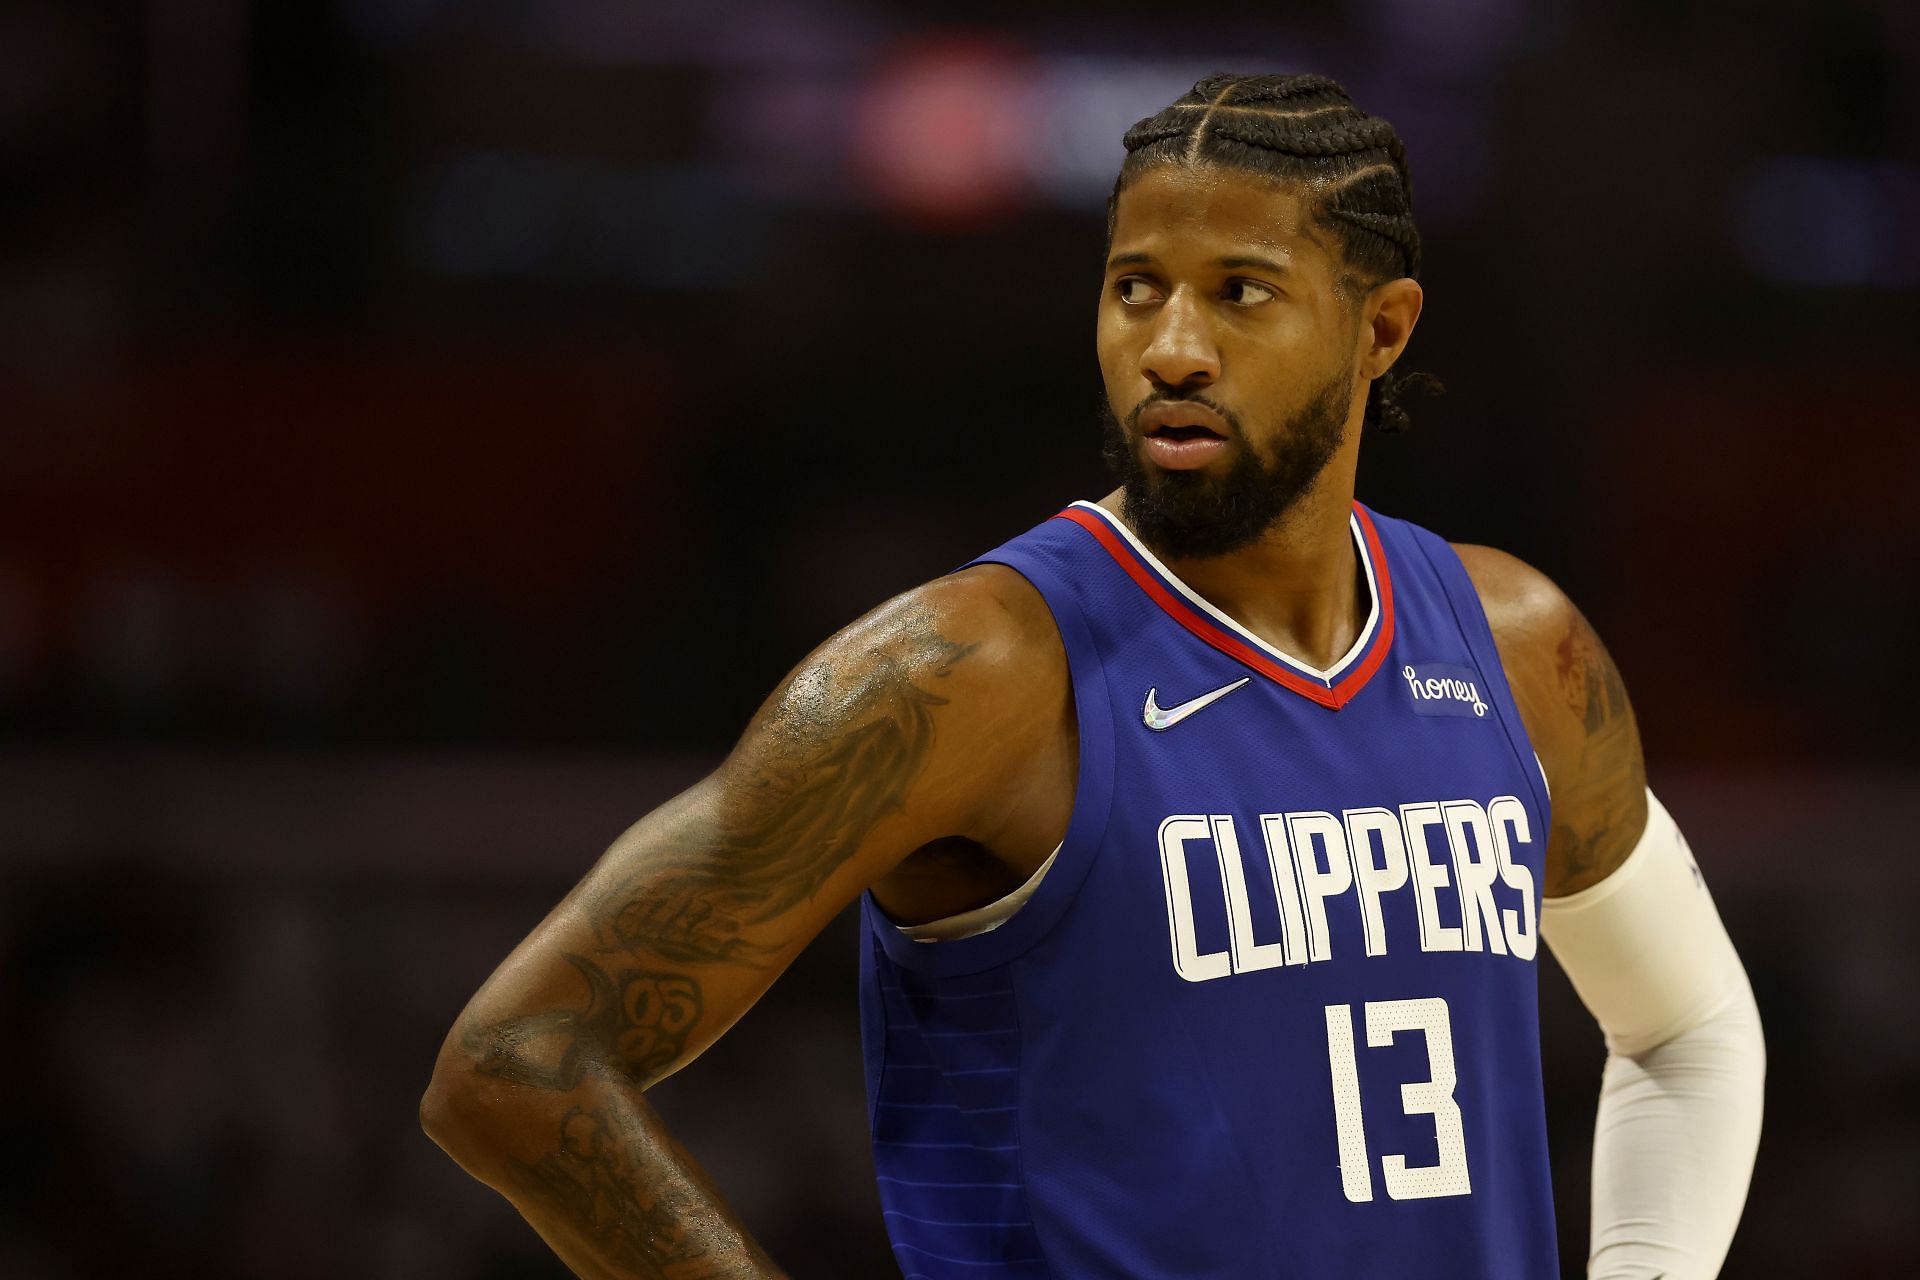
top-left (1361, 277), bottom-right (1423, 380)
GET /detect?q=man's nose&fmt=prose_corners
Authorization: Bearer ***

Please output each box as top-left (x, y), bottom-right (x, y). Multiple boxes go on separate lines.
top-left (1139, 289), bottom-right (1221, 390)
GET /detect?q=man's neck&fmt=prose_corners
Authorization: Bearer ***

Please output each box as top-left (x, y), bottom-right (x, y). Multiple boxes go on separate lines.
top-left (1097, 479), bottom-right (1367, 673)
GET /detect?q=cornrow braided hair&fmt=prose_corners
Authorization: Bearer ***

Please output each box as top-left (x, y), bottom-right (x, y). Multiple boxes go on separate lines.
top-left (1108, 72), bottom-right (1441, 432)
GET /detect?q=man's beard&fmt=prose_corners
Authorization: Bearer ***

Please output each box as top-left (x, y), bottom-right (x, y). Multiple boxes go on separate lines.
top-left (1098, 359), bottom-right (1356, 560)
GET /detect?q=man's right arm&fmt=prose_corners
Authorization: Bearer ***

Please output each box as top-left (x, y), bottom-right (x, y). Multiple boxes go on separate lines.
top-left (418, 564), bottom-right (1066, 1278)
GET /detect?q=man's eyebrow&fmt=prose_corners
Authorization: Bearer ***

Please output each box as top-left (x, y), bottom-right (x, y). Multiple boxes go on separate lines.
top-left (1105, 251), bottom-right (1292, 274)
top-left (1215, 253), bottom-right (1290, 274)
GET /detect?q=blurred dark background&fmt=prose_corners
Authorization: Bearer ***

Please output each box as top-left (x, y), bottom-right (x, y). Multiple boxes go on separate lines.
top-left (3, 0), bottom-right (1916, 1275)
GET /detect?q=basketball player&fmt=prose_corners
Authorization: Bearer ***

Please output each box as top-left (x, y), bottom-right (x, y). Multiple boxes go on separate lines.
top-left (422, 74), bottom-right (1764, 1278)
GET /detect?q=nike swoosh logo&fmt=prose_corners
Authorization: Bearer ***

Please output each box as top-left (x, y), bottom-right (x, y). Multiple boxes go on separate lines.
top-left (1143, 677), bottom-right (1252, 731)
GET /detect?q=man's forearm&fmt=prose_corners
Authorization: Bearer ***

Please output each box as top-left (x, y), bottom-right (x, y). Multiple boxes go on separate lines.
top-left (1587, 983), bottom-right (1765, 1279)
top-left (426, 1064), bottom-right (786, 1280)
top-left (1542, 790), bottom-right (1765, 1278)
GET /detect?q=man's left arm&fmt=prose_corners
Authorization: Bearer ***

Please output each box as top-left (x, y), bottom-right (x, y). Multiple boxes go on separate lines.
top-left (1458, 545), bottom-right (1765, 1280)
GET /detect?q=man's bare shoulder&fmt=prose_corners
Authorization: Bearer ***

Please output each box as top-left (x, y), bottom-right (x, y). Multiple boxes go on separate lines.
top-left (762, 562), bottom-right (1062, 720)
top-left (1449, 543), bottom-right (1617, 732)
top-left (723, 561), bottom-right (1069, 851)
top-left (1450, 544), bottom-right (1573, 650)
top-left (916, 561), bottom-right (1066, 676)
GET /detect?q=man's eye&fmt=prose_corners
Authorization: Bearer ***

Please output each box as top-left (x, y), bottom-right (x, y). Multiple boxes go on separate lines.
top-left (1115, 278), bottom-right (1159, 304)
top-left (1227, 279), bottom-right (1276, 305)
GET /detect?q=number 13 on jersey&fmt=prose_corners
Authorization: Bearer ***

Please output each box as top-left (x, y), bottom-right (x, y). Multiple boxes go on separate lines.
top-left (1324, 997), bottom-right (1471, 1203)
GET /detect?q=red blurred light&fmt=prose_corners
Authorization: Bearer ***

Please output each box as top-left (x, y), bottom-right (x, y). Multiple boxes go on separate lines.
top-left (851, 37), bottom-right (1036, 230)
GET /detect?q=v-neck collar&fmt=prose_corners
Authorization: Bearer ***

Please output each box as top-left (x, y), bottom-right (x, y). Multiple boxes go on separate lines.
top-left (1055, 499), bottom-right (1396, 710)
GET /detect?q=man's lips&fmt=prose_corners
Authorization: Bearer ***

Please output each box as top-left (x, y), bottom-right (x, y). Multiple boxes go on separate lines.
top-left (1137, 401), bottom-right (1231, 470)
top-left (1138, 401), bottom-right (1229, 440)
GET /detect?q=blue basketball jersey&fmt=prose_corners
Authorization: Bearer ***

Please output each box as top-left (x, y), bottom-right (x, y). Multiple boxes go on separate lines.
top-left (858, 500), bottom-right (1557, 1278)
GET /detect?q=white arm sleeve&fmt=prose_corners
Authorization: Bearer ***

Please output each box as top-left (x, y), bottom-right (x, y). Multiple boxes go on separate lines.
top-left (1540, 789), bottom-right (1766, 1280)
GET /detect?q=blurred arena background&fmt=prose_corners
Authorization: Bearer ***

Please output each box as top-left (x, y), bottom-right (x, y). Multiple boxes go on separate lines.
top-left (3, 0), bottom-right (1917, 1275)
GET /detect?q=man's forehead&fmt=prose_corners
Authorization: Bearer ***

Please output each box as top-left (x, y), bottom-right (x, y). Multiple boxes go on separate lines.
top-left (1111, 165), bottom-right (1337, 261)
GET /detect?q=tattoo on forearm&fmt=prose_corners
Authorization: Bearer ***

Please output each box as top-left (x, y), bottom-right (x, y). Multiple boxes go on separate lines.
top-left (508, 1104), bottom-right (766, 1279)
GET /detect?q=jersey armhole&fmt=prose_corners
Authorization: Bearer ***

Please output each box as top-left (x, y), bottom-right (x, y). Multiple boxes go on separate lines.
top-left (862, 552), bottom-right (1116, 977)
top-left (887, 842), bottom-right (1063, 942)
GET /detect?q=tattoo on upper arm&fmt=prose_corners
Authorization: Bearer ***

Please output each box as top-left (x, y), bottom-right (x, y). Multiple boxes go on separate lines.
top-left (1556, 608), bottom-right (1631, 738)
top-left (464, 610), bottom-right (979, 1091)
top-left (1546, 605), bottom-right (1647, 892)
top-left (592, 616), bottom-right (979, 968)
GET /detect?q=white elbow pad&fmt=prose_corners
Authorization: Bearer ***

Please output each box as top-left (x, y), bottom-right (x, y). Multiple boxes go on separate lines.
top-left (1540, 789), bottom-right (1747, 1056)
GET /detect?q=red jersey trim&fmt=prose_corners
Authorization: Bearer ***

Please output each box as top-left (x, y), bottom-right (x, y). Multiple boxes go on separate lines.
top-left (1053, 502), bottom-right (1396, 711)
